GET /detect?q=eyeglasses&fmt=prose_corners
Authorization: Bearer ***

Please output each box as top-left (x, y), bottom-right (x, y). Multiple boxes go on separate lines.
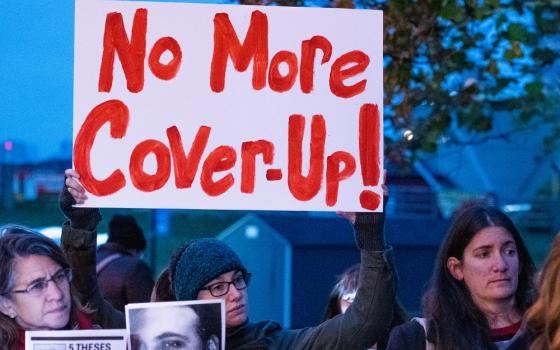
top-left (5, 268), bottom-right (72, 297)
top-left (200, 273), bottom-right (251, 297)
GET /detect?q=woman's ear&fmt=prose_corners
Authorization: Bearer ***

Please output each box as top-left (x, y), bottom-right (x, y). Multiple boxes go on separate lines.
top-left (447, 257), bottom-right (464, 281)
top-left (0, 296), bottom-right (16, 319)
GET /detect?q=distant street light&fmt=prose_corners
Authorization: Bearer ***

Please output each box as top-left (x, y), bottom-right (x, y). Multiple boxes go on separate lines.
top-left (403, 129), bottom-right (414, 141)
top-left (4, 141), bottom-right (13, 151)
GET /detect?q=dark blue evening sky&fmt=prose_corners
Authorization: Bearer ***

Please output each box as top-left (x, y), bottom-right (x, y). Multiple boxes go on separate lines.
top-left (1, 0), bottom-right (223, 162)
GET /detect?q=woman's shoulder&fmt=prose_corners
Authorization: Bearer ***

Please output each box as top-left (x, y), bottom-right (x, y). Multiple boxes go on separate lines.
top-left (393, 319), bottom-right (426, 336)
top-left (386, 319), bottom-right (427, 350)
top-left (504, 329), bottom-right (532, 350)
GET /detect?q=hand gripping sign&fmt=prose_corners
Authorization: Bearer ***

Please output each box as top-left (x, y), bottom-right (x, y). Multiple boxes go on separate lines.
top-left (73, 0), bottom-right (383, 212)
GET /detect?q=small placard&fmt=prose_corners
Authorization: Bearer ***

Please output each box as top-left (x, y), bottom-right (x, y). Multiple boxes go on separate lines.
top-left (25, 329), bottom-right (126, 350)
top-left (126, 300), bottom-right (225, 350)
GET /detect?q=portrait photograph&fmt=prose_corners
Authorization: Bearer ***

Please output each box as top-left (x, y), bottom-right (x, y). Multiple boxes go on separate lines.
top-left (126, 300), bottom-right (225, 350)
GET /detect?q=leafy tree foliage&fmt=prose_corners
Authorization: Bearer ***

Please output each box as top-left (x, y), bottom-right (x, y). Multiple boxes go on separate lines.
top-left (239, 0), bottom-right (560, 167)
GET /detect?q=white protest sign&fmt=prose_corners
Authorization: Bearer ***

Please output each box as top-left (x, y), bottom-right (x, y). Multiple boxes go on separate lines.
top-left (25, 329), bottom-right (126, 350)
top-left (74, 0), bottom-right (383, 211)
top-left (126, 300), bottom-right (225, 350)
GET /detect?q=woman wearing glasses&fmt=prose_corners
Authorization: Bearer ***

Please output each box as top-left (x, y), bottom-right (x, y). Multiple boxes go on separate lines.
top-left (0, 225), bottom-right (116, 349)
top-left (62, 168), bottom-right (396, 349)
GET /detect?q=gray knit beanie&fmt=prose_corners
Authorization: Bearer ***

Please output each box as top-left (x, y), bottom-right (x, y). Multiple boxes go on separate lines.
top-left (173, 238), bottom-right (246, 301)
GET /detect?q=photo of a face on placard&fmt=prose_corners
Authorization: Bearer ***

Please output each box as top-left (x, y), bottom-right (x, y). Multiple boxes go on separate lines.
top-left (126, 300), bottom-right (225, 350)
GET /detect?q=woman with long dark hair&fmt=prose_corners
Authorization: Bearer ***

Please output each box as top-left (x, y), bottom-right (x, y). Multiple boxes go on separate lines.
top-left (387, 203), bottom-right (536, 350)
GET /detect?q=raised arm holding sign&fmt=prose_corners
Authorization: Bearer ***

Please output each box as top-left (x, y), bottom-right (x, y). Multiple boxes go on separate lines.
top-left (65, 1), bottom-right (393, 349)
top-left (61, 168), bottom-right (395, 349)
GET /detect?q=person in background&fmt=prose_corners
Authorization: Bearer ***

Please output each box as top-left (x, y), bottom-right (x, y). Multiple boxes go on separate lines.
top-left (0, 225), bottom-right (118, 349)
top-left (150, 267), bottom-right (176, 302)
top-left (97, 214), bottom-right (154, 311)
top-left (62, 168), bottom-right (396, 350)
top-left (526, 232), bottom-right (560, 350)
top-left (323, 264), bottom-right (362, 319)
top-left (386, 203), bottom-right (536, 350)
top-left (322, 263), bottom-right (408, 350)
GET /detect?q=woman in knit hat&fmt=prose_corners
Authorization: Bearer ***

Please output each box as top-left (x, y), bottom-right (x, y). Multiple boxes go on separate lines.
top-left (168, 238), bottom-right (250, 328)
top-left (61, 168), bottom-right (396, 349)
top-left (166, 217), bottom-right (395, 349)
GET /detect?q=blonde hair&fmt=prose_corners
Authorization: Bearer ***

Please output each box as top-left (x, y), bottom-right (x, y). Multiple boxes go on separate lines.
top-left (528, 233), bottom-right (560, 350)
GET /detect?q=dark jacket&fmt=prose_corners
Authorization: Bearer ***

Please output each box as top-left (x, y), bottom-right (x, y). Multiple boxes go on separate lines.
top-left (386, 319), bottom-right (531, 350)
top-left (62, 218), bottom-right (395, 349)
top-left (224, 248), bottom-right (395, 350)
top-left (61, 222), bottom-right (126, 328)
top-left (97, 242), bottom-right (154, 311)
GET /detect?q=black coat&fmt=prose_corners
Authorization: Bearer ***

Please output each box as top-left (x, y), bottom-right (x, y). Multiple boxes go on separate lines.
top-left (224, 248), bottom-right (396, 350)
top-left (96, 242), bottom-right (154, 311)
top-left (64, 213), bottom-right (395, 350)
